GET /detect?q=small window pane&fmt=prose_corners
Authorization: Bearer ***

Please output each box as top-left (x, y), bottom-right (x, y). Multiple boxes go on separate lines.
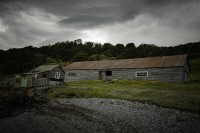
top-left (136, 71), bottom-right (148, 77)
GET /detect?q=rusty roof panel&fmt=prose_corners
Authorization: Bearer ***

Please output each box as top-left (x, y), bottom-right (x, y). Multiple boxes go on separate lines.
top-left (64, 55), bottom-right (187, 70)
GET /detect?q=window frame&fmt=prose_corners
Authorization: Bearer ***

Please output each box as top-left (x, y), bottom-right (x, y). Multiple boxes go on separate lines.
top-left (136, 71), bottom-right (148, 77)
top-left (55, 72), bottom-right (60, 79)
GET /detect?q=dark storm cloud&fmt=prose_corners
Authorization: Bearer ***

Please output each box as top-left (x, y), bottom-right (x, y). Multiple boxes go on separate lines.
top-left (0, 0), bottom-right (198, 20)
top-left (0, 0), bottom-right (200, 49)
top-left (59, 15), bottom-right (118, 28)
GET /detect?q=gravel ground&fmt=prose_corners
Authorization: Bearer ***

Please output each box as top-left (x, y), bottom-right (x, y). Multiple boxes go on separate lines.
top-left (0, 98), bottom-right (200, 133)
top-left (57, 98), bottom-right (200, 133)
top-left (0, 103), bottom-right (117, 133)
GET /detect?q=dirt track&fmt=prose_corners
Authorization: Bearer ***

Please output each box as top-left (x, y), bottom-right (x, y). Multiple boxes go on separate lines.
top-left (0, 98), bottom-right (200, 133)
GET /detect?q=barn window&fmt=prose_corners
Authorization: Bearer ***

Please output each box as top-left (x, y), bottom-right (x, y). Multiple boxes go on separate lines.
top-left (69, 73), bottom-right (77, 76)
top-left (106, 71), bottom-right (112, 76)
top-left (136, 71), bottom-right (148, 77)
top-left (55, 72), bottom-right (60, 79)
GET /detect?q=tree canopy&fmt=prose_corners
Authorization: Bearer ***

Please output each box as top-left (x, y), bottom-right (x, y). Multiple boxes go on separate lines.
top-left (0, 40), bottom-right (200, 75)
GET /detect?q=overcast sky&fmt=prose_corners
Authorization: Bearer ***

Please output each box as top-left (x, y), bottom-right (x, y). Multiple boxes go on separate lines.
top-left (0, 0), bottom-right (200, 50)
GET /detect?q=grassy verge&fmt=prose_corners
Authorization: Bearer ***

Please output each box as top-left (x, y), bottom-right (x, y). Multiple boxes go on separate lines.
top-left (46, 80), bottom-right (200, 112)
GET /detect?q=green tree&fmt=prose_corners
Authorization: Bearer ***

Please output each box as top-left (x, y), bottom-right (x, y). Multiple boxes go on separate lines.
top-left (114, 44), bottom-right (125, 58)
top-left (89, 54), bottom-right (108, 61)
top-left (103, 43), bottom-right (115, 57)
top-left (72, 52), bottom-right (89, 61)
top-left (83, 42), bottom-right (94, 56)
top-left (121, 43), bottom-right (136, 58)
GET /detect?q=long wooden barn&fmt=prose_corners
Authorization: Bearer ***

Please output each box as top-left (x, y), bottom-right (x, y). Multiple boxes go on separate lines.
top-left (64, 55), bottom-right (190, 83)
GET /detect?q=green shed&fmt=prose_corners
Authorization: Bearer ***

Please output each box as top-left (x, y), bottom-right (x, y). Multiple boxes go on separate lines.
top-left (15, 73), bottom-right (36, 87)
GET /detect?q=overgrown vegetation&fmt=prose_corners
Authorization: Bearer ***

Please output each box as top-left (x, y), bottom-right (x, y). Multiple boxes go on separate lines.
top-left (46, 59), bottom-right (200, 112)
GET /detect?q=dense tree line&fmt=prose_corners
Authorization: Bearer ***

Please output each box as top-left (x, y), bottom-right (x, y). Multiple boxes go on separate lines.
top-left (0, 40), bottom-right (200, 75)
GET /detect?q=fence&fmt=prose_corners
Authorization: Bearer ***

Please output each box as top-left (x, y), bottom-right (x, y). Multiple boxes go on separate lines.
top-left (36, 78), bottom-right (47, 87)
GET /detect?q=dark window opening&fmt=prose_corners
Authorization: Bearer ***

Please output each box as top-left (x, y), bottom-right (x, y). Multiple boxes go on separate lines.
top-left (69, 73), bottom-right (77, 76)
top-left (43, 74), bottom-right (47, 78)
top-left (106, 71), bottom-right (112, 76)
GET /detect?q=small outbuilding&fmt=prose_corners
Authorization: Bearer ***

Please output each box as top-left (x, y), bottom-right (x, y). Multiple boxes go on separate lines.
top-left (15, 73), bottom-right (36, 88)
top-left (1, 73), bottom-right (36, 88)
top-left (64, 55), bottom-right (190, 83)
top-left (32, 65), bottom-right (65, 86)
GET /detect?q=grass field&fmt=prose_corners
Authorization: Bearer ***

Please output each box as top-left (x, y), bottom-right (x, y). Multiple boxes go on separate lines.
top-left (46, 59), bottom-right (200, 112)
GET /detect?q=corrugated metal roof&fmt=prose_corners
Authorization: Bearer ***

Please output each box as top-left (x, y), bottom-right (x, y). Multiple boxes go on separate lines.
top-left (32, 64), bottom-right (59, 73)
top-left (64, 55), bottom-right (187, 70)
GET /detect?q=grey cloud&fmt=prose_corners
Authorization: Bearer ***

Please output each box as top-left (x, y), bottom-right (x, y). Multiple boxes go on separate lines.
top-left (0, 0), bottom-right (199, 49)
top-left (1, 0), bottom-right (198, 25)
top-left (59, 15), bottom-right (118, 28)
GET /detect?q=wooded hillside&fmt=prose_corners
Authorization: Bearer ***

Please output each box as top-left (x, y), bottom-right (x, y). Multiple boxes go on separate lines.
top-left (0, 40), bottom-right (200, 75)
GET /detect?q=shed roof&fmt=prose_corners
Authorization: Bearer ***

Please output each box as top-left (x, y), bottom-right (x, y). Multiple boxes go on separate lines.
top-left (32, 64), bottom-right (59, 73)
top-left (64, 55), bottom-right (188, 70)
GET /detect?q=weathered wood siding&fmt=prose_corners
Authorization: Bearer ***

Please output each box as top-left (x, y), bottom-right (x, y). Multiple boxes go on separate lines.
top-left (183, 61), bottom-right (190, 82)
top-left (50, 66), bottom-right (65, 80)
top-left (37, 66), bottom-right (65, 85)
top-left (49, 67), bottom-right (65, 85)
top-left (65, 66), bottom-right (186, 82)
top-left (37, 71), bottom-right (50, 85)
top-left (131, 67), bottom-right (184, 82)
top-left (36, 78), bottom-right (47, 86)
top-left (65, 70), bottom-right (99, 82)
top-left (110, 67), bottom-right (184, 82)
top-left (37, 72), bottom-right (50, 79)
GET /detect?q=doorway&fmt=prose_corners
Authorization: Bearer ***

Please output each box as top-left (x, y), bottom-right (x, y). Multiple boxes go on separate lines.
top-left (99, 71), bottom-right (104, 80)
